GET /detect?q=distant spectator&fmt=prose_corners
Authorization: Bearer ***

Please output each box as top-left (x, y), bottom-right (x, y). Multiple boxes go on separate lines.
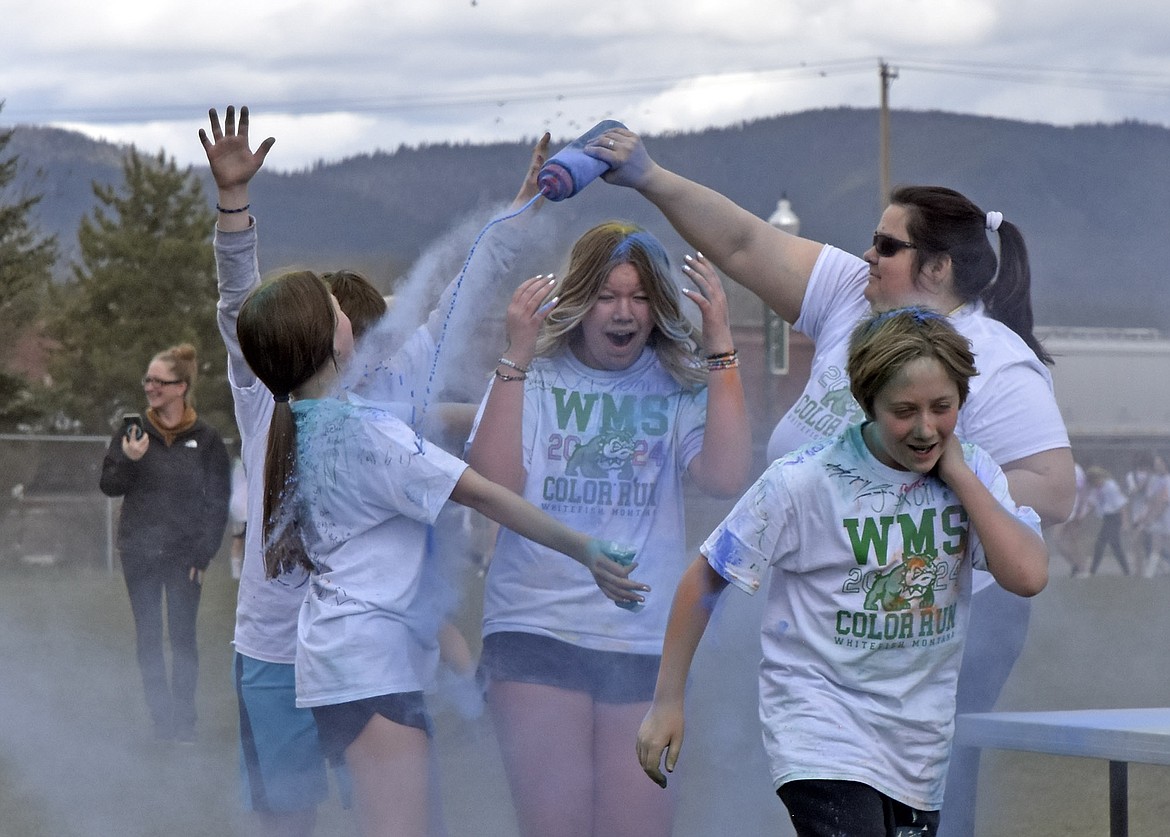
top-left (1138, 455), bottom-right (1170, 578)
top-left (1123, 452), bottom-right (1154, 561)
top-left (1086, 466), bottom-right (1130, 576)
top-left (99, 343), bottom-right (231, 742)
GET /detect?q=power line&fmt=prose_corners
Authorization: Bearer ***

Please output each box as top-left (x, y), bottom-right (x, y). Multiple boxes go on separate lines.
top-left (9, 57), bottom-right (1170, 125)
top-left (7, 59), bottom-right (876, 124)
top-left (895, 58), bottom-right (1170, 95)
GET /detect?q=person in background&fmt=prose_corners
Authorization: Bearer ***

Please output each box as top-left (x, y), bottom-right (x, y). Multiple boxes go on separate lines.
top-left (1084, 465), bottom-right (1130, 576)
top-left (636, 307), bottom-right (1048, 836)
top-left (466, 221), bottom-right (752, 837)
top-left (1137, 454), bottom-right (1170, 578)
top-left (200, 105), bottom-right (554, 836)
top-left (1123, 452), bottom-right (1153, 563)
top-left (99, 343), bottom-right (231, 742)
top-left (590, 128), bottom-right (1074, 836)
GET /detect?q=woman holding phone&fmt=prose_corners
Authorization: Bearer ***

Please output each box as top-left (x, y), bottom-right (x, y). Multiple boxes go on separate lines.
top-left (100, 343), bottom-right (231, 742)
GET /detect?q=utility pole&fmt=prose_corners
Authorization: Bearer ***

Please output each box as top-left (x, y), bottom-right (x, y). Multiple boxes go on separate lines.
top-left (879, 59), bottom-right (897, 209)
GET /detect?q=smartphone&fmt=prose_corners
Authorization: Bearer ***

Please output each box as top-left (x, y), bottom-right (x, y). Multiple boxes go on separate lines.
top-left (122, 413), bottom-right (144, 439)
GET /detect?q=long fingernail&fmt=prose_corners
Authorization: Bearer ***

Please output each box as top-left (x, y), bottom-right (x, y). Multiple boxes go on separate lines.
top-left (537, 296), bottom-right (559, 315)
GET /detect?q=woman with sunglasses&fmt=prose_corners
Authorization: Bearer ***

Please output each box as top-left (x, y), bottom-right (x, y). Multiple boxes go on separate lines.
top-left (589, 129), bottom-right (1074, 836)
top-left (100, 343), bottom-right (231, 743)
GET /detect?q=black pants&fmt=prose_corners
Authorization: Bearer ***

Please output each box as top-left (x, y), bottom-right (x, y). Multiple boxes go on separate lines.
top-left (778, 779), bottom-right (939, 836)
top-left (1090, 513), bottom-right (1129, 575)
top-left (123, 558), bottom-right (203, 736)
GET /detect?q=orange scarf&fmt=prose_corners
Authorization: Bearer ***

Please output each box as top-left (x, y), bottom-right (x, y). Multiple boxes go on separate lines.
top-left (146, 405), bottom-right (197, 446)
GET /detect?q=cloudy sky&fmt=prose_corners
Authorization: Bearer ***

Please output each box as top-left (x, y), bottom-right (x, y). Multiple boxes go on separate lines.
top-left (4, 0), bottom-right (1170, 171)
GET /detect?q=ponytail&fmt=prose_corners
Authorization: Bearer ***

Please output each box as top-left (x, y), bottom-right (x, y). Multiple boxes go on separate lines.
top-left (980, 221), bottom-right (1052, 364)
top-left (893, 186), bottom-right (1052, 366)
top-left (238, 270), bottom-right (337, 577)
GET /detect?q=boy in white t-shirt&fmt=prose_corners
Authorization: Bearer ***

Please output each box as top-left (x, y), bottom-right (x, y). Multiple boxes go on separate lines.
top-left (636, 307), bottom-right (1048, 836)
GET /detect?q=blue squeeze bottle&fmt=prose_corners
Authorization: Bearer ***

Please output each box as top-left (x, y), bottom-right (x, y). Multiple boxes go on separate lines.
top-left (537, 119), bottom-right (627, 201)
top-left (599, 540), bottom-right (644, 612)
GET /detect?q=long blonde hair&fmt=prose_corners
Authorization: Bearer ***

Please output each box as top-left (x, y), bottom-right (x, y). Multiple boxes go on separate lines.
top-left (536, 221), bottom-right (704, 389)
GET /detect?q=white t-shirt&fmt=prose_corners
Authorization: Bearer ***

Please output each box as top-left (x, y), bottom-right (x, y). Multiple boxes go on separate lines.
top-left (701, 423), bottom-right (1041, 811)
top-left (1144, 473), bottom-right (1170, 535)
top-left (470, 346), bottom-right (707, 654)
top-left (1089, 478), bottom-right (1127, 517)
top-left (291, 396), bottom-right (468, 707)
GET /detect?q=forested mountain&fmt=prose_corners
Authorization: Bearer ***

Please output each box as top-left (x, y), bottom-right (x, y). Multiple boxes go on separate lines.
top-left (7, 107), bottom-right (1170, 330)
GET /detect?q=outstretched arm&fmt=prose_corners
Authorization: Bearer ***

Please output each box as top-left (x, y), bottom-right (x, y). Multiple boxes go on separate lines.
top-left (636, 556), bottom-right (728, 788)
top-left (449, 467), bottom-right (648, 607)
top-left (589, 128), bottom-right (824, 324)
top-left (200, 105), bottom-right (276, 383)
top-left (422, 132), bottom-right (552, 346)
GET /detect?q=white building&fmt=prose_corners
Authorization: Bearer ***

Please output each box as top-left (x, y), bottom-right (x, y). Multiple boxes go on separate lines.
top-left (1038, 327), bottom-right (1170, 450)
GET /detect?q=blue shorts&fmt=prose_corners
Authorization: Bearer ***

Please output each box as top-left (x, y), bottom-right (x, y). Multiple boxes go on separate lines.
top-left (479, 631), bottom-right (659, 704)
top-left (234, 653), bottom-right (329, 814)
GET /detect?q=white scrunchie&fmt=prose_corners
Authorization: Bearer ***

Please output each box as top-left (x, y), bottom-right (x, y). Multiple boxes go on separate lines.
top-left (985, 211), bottom-right (1003, 232)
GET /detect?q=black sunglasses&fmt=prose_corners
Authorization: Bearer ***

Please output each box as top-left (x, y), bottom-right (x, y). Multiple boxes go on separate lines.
top-left (872, 232), bottom-right (917, 258)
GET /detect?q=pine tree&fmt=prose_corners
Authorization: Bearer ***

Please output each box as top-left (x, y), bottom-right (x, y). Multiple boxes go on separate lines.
top-left (0, 117), bottom-right (57, 431)
top-left (45, 147), bottom-right (232, 436)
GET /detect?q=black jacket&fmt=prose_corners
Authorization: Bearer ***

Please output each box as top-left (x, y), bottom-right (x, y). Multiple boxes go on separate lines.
top-left (99, 414), bottom-right (231, 575)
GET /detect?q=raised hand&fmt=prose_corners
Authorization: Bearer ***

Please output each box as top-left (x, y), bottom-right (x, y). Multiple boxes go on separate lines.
top-left (198, 105), bottom-right (275, 192)
top-left (510, 131), bottom-right (552, 209)
top-left (681, 252), bottom-right (734, 357)
top-left (502, 274), bottom-right (558, 369)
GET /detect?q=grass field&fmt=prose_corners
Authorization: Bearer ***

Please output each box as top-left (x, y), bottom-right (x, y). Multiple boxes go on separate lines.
top-left (2, 527), bottom-right (1168, 836)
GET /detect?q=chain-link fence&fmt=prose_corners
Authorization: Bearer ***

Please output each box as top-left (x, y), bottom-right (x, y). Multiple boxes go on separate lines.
top-left (0, 434), bottom-right (117, 571)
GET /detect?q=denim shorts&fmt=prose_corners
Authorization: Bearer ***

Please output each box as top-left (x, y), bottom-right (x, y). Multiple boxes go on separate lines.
top-left (478, 631), bottom-right (659, 704)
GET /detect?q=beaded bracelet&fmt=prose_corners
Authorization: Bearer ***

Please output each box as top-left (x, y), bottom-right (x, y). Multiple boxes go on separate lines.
top-left (497, 356), bottom-right (529, 375)
top-left (494, 368), bottom-right (527, 382)
top-left (216, 203), bottom-right (251, 214)
top-left (706, 348), bottom-right (737, 361)
top-left (707, 350), bottom-right (740, 372)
